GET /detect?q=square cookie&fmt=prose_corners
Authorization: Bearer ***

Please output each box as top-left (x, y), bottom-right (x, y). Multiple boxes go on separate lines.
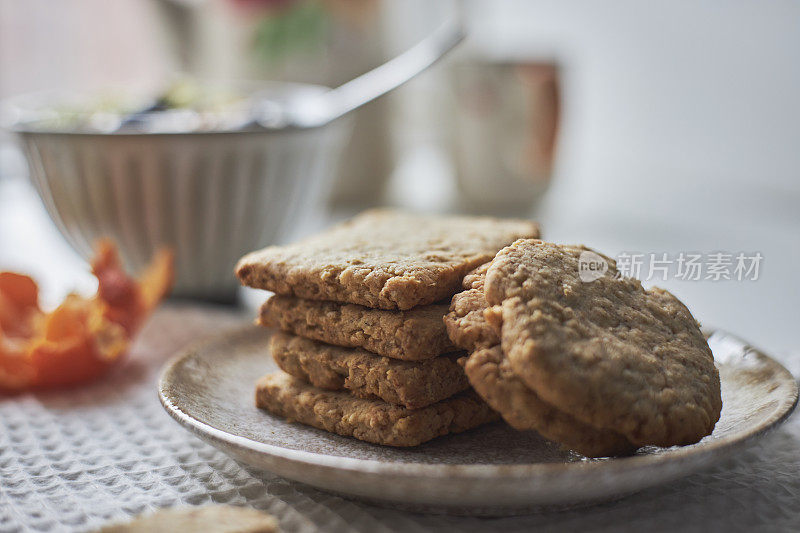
top-left (259, 295), bottom-right (455, 360)
top-left (236, 209), bottom-right (539, 310)
top-left (270, 332), bottom-right (468, 408)
top-left (255, 372), bottom-right (499, 447)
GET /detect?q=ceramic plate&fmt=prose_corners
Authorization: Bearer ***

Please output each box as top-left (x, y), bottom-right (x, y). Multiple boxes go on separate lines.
top-left (159, 327), bottom-right (797, 514)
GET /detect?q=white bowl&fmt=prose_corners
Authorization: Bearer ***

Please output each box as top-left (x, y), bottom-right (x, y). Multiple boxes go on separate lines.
top-left (6, 84), bottom-right (349, 301)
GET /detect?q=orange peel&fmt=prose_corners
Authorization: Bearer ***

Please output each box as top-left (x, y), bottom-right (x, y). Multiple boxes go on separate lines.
top-left (0, 240), bottom-right (173, 392)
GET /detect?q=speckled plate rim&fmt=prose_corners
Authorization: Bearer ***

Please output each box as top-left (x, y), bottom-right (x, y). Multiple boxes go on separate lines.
top-left (158, 327), bottom-right (798, 483)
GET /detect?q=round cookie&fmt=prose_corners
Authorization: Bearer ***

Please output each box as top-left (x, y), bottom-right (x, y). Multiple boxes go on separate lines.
top-left (485, 239), bottom-right (722, 448)
top-left (446, 266), bottom-right (635, 457)
top-left (443, 263), bottom-right (500, 351)
top-left (465, 347), bottom-right (635, 457)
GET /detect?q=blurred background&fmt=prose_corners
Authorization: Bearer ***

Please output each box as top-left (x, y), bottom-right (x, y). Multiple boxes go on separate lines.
top-left (1, 0), bottom-right (798, 355)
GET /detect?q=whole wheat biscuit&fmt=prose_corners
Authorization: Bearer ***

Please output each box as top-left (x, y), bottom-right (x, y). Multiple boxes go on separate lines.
top-left (236, 209), bottom-right (539, 310)
top-left (447, 268), bottom-right (634, 456)
top-left (465, 347), bottom-right (634, 457)
top-left (255, 372), bottom-right (499, 447)
top-left (485, 239), bottom-right (722, 448)
top-left (270, 332), bottom-right (468, 408)
top-left (96, 505), bottom-right (279, 533)
top-left (260, 295), bottom-right (454, 360)
top-left (443, 263), bottom-right (500, 351)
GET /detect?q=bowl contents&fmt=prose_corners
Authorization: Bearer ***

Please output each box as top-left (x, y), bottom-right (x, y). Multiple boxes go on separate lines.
top-left (236, 210), bottom-right (722, 455)
top-left (0, 240), bottom-right (173, 391)
top-left (8, 79), bottom-right (257, 133)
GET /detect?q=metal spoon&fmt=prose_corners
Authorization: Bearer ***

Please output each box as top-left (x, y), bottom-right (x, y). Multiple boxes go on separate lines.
top-left (252, 18), bottom-right (465, 130)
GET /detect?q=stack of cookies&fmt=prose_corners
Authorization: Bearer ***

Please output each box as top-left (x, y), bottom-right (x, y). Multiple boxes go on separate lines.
top-left (236, 210), bottom-right (722, 456)
top-left (445, 239), bottom-right (723, 457)
top-left (236, 209), bottom-right (540, 447)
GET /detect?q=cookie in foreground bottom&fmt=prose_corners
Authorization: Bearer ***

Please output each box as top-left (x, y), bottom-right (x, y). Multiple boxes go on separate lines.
top-left (96, 505), bottom-right (278, 533)
top-left (255, 373), bottom-right (499, 447)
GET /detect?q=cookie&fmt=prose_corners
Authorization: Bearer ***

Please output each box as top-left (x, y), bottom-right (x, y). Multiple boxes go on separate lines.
top-left (96, 505), bottom-right (279, 533)
top-left (259, 295), bottom-right (454, 360)
top-left (270, 332), bottom-right (469, 408)
top-left (485, 239), bottom-right (722, 447)
top-left (447, 267), bottom-right (633, 457)
top-left (443, 263), bottom-right (499, 351)
top-left (236, 209), bottom-right (539, 310)
top-left (255, 372), bottom-right (499, 447)
top-left (465, 347), bottom-right (634, 457)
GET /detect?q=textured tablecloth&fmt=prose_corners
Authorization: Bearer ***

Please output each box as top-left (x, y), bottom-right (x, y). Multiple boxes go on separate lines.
top-left (1, 305), bottom-right (798, 533)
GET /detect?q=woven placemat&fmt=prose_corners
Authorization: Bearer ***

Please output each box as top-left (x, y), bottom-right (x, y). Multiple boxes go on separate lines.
top-left (1, 305), bottom-right (798, 533)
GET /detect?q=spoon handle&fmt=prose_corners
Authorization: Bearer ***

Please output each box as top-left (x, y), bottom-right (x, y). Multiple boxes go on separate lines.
top-left (316, 18), bottom-right (465, 126)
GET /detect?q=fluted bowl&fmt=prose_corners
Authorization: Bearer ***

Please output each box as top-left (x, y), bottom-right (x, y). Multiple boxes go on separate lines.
top-left (6, 84), bottom-right (349, 301)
